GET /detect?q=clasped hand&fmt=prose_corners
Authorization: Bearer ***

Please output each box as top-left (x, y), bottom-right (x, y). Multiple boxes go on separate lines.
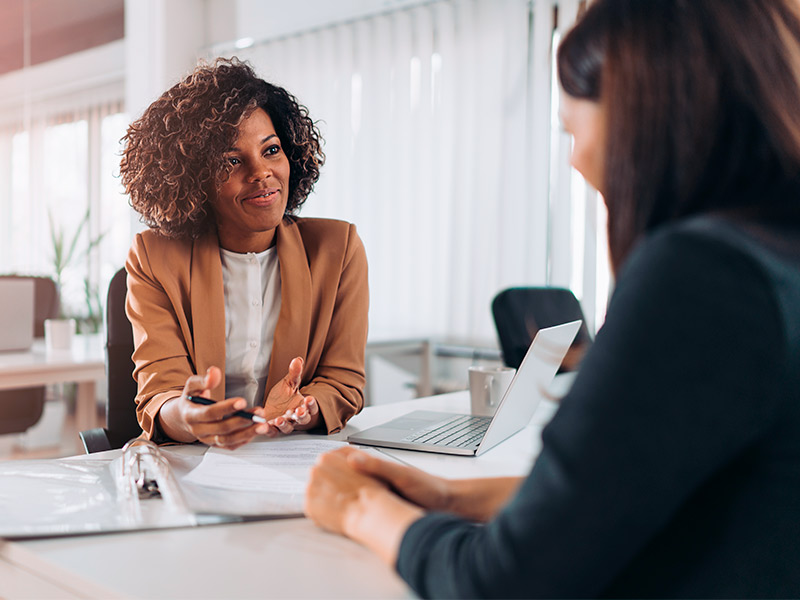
top-left (169, 356), bottom-right (319, 450)
top-left (305, 447), bottom-right (448, 534)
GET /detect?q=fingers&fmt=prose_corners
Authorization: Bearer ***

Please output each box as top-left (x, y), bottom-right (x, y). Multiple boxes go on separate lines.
top-left (269, 415), bottom-right (296, 435)
top-left (184, 389), bottom-right (263, 446)
top-left (289, 396), bottom-right (318, 425)
top-left (304, 396), bottom-right (319, 415)
top-left (185, 398), bottom-right (260, 444)
top-left (347, 449), bottom-right (410, 485)
top-left (312, 447), bottom-right (355, 473)
top-left (188, 397), bottom-right (248, 424)
top-left (182, 366), bottom-right (222, 399)
top-left (199, 421), bottom-right (261, 449)
top-left (262, 396), bottom-right (318, 433)
top-left (314, 448), bottom-right (371, 475)
top-left (285, 357), bottom-right (304, 391)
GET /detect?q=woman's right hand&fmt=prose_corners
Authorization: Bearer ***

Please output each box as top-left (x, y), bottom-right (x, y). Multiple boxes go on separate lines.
top-left (158, 366), bottom-right (268, 449)
top-left (346, 449), bottom-right (454, 512)
top-left (346, 449), bottom-right (523, 521)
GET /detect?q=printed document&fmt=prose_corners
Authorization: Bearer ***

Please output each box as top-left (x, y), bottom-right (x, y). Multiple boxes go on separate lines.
top-left (182, 439), bottom-right (348, 495)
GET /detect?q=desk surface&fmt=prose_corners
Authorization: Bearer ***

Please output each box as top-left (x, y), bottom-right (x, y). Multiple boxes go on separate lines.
top-left (0, 391), bottom-right (557, 599)
top-left (0, 334), bottom-right (105, 433)
top-left (0, 334), bottom-right (104, 389)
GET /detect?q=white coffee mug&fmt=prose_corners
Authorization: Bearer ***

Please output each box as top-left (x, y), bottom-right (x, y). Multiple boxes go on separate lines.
top-left (44, 318), bottom-right (76, 352)
top-left (468, 365), bottom-right (516, 417)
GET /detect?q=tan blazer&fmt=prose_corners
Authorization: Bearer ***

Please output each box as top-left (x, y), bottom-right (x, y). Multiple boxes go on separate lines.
top-left (125, 217), bottom-right (369, 439)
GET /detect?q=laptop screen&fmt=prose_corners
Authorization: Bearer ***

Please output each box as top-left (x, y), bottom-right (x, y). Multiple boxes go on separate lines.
top-left (0, 279), bottom-right (35, 352)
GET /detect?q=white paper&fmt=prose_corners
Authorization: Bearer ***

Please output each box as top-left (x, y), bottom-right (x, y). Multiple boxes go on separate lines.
top-left (182, 439), bottom-right (349, 494)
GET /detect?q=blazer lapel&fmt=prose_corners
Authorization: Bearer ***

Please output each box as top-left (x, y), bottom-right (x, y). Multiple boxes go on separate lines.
top-left (191, 232), bottom-right (227, 401)
top-left (265, 218), bottom-right (313, 402)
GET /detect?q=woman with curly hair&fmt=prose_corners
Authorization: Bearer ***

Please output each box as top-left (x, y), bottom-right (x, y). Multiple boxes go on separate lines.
top-left (120, 58), bottom-right (368, 448)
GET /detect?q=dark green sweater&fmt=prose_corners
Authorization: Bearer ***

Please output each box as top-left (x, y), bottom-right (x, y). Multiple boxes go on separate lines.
top-left (398, 208), bottom-right (800, 598)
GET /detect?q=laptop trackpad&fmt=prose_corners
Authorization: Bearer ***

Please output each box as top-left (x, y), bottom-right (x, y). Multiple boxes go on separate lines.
top-left (382, 416), bottom-right (437, 430)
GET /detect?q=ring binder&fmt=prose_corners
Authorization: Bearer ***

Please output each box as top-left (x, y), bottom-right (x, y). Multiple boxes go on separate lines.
top-left (123, 440), bottom-right (162, 498)
top-left (116, 438), bottom-right (196, 527)
top-left (0, 436), bottom-right (346, 539)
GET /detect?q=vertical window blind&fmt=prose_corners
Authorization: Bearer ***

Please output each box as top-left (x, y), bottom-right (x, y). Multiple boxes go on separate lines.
top-left (0, 102), bottom-right (129, 326)
top-left (224, 0), bottom-right (610, 343)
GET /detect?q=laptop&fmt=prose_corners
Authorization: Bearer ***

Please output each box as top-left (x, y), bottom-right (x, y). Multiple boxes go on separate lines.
top-left (0, 279), bottom-right (35, 352)
top-left (349, 320), bottom-right (581, 456)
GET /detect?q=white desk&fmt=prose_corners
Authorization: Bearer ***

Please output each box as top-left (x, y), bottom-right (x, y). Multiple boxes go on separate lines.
top-left (0, 334), bottom-right (105, 433)
top-left (0, 391), bottom-right (558, 599)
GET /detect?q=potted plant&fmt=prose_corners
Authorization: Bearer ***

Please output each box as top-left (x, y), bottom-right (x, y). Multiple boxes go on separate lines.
top-left (46, 208), bottom-right (106, 350)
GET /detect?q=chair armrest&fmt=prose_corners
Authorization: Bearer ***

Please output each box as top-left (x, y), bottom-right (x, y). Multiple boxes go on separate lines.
top-left (79, 427), bottom-right (112, 454)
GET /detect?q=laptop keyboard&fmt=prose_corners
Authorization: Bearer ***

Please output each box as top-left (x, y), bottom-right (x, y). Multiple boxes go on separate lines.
top-left (401, 414), bottom-right (491, 448)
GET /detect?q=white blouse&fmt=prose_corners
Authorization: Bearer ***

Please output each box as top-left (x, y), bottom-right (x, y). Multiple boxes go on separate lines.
top-left (219, 246), bottom-right (281, 407)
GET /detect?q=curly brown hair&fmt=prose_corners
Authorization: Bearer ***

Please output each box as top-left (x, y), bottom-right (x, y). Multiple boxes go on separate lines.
top-left (120, 58), bottom-right (324, 239)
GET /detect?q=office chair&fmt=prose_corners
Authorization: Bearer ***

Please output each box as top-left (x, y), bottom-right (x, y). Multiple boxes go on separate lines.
top-left (79, 268), bottom-right (144, 453)
top-left (491, 287), bottom-right (593, 373)
top-left (0, 275), bottom-right (60, 435)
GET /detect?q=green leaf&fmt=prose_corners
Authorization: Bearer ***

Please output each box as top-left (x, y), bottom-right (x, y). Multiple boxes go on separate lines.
top-left (46, 206), bottom-right (109, 323)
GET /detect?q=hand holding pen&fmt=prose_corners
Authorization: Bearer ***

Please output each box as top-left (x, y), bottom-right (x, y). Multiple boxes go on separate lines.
top-left (187, 395), bottom-right (267, 423)
top-left (167, 365), bottom-right (268, 450)
top-left (165, 360), bottom-right (320, 450)
top-left (186, 394), bottom-right (318, 432)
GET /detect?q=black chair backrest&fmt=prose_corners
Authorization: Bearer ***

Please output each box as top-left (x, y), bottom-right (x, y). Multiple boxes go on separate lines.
top-left (491, 287), bottom-right (593, 372)
top-left (104, 268), bottom-right (144, 447)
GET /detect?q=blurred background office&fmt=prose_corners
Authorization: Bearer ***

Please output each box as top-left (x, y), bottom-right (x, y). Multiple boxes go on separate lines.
top-left (0, 0), bottom-right (607, 453)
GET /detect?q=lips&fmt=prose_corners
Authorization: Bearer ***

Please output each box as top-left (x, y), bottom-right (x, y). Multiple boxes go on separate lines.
top-left (242, 188), bottom-right (280, 205)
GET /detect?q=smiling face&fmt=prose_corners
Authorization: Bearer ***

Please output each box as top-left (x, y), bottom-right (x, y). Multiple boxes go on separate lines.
top-left (559, 92), bottom-right (606, 194)
top-left (212, 107), bottom-right (291, 253)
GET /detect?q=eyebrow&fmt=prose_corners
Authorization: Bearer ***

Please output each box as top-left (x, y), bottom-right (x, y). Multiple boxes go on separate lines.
top-left (227, 134), bottom-right (279, 152)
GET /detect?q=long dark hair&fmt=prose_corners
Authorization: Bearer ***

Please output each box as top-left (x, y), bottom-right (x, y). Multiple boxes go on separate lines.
top-left (558, 0), bottom-right (800, 269)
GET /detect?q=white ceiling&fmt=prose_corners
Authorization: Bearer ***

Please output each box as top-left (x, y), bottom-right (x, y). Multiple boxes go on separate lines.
top-left (0, 0), bottom-right (124, 76)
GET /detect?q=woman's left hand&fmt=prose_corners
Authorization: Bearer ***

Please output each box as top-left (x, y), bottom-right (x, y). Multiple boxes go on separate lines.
top-left (305, 447), bottom-right (425, 564)
top-left (305, 447), bottom-right (388, 534)
top-left (261, 357), bottom-right (321, 435)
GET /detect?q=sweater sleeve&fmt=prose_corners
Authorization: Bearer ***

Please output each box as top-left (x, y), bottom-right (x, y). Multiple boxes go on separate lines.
top-left (396, 227), bottom-right (786, 598)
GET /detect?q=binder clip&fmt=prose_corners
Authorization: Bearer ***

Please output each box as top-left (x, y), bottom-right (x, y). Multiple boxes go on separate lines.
top-left (116, 438), bottom-right (195, 527)
top-left (123, 439), bottom-right (163, 499)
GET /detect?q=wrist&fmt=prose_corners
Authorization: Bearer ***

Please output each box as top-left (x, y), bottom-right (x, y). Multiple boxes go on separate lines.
top-left (344, 487), bottom-right (424, 566)
top-left (158, 396), bottom-right (195, 443)
top-left (437, 478), bottom-right (457, 513)
top-left (342, 486), bottom-right (383, 539)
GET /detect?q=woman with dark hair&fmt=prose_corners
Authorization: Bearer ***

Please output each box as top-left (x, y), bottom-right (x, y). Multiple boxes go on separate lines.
top-left (120, 58), bottom-right (368, 448)
top-left (304, 0), bottom-right (800, 597)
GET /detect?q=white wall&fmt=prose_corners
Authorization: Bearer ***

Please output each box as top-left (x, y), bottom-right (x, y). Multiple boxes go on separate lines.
top-left (123, 0), bottom-right (433, 119)
top-left (124, 0), bottom-right (206, 120)
top-left (0, 41), bottom-right (124, 128)
top-left (206, 0), bottom-right (433, 49)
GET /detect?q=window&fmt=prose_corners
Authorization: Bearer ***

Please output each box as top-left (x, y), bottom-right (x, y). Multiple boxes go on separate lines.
top-left (224, 0), bottom-right (610, 342)
top-left (0, 104), bottom-right (129, 331)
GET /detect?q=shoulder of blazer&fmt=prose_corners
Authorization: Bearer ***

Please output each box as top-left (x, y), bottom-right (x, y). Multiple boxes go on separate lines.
top-left (290, 216), bottom-right (354, 235)
top-left (133, 228), bottom-right (194, 260)
top-left (288, 217), bottom-right (357, 255)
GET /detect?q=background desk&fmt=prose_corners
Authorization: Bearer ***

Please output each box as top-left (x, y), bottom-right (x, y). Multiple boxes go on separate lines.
top-left (0, 391), bottom-right (558, 599)
top-left (0, 334), bottom-right (104, 433)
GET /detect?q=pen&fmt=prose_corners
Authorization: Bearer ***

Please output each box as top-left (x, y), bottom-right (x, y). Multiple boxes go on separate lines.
top-left (186, 395), bottom-right (268, 424)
